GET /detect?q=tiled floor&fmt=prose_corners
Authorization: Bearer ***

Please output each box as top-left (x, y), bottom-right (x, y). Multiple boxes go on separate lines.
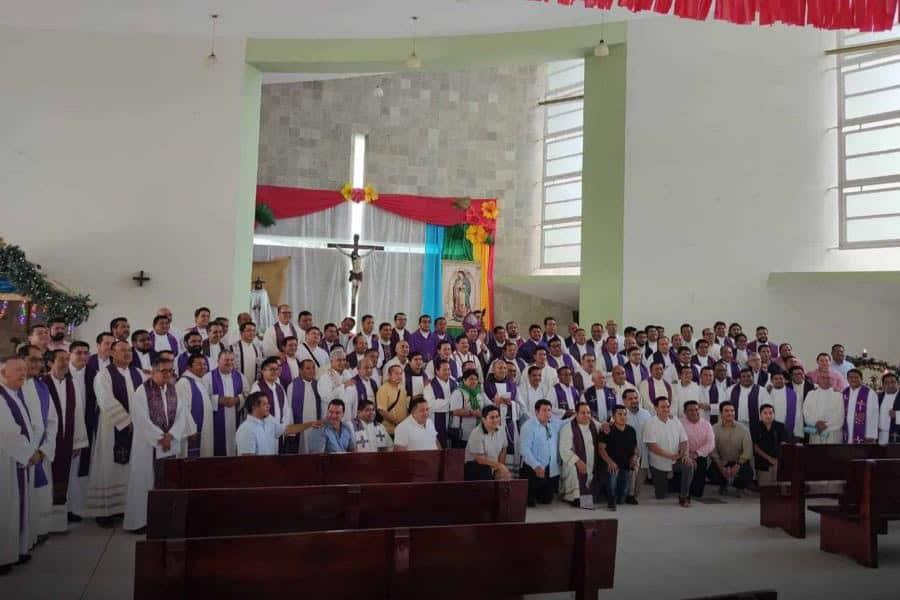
top-left (3, 487), bottom-right (899, 599)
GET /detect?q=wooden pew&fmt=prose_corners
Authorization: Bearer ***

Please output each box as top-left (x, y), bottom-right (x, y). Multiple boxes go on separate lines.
top-left (155, 448), bottom-right (464, 489)
top-left (147, 479), bottom-right (527, 540)
top-left (758, 443), bottom-right (884, 538)
top-left (135, 519), bottom-right (618, 600)
top-left (682, 592), bottom-right (777, 600)
top-left (811, 458), bottom-right (900, 567)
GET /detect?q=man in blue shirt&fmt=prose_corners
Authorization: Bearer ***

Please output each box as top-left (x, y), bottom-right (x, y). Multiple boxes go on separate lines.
top-left (322, 399), bottom-right (356, 453)
top-left (519, 398), bottom-right (564, 506)
top-left (235, 392), bottom-right (322, 455)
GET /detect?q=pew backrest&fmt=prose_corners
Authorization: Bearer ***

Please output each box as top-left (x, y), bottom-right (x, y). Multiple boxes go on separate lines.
top-left (777, 443), bottom-right (881, 485)
top-left (843, 459), bottom-right (900, 521)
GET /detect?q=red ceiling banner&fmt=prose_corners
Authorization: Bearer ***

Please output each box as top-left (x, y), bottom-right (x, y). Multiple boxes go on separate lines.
top-left (533, 0), bottom-right (898, 31)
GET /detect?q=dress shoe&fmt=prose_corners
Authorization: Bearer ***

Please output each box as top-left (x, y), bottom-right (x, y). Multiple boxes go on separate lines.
top-left (0, 564), bottom-right (12, 575)
top-left (67, 512), bottom-right (83, 523)
top-left (624, 496), bottom-right (638, 505)
top-left (16, 554), bottom-right (31, 565)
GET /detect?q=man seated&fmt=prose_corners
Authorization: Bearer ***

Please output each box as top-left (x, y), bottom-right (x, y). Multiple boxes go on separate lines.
top-left (321, 399), bottom-right (355, 453)
top-left (351, 399), bottom-right (393, 452)
top-left (463, 405), bottom-right (511, 481)
top-left (394, 397), bottom-right (440, 451)
top-left (679, 401), bottom-right (715, 498)
top-left (643, 398), bottom-right (694, 507)
top-left (559, 403), bottom-right (600, 509)
top-left (750, 404), bottom-right (786, 486)
top-left (709, 401), bottom-right (754, 497)
top-left (598, 404), bottom-right (638, 511)
top-left (519, 399), bottom-right (563, 507)
top-left (235, 392), bottom-right (322, 456)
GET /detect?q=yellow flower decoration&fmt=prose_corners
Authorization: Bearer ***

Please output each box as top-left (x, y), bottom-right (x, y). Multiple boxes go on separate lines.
top-left (340, 183), bottom-right (353, 201)
top-left (481, 200), bottom-right (499, 220)
top-left (466, 224), bottom-right (488, 245)
top-left (364, 184), bottom-right (378, 203)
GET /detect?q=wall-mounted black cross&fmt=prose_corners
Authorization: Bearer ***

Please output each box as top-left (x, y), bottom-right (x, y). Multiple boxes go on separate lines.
top-left (253, 277), bottom-right (266, 290)
top-left (132, 270), bottom-right (151, 287)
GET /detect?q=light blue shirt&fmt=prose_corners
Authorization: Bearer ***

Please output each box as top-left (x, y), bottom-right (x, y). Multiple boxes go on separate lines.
top-left (323, 422), bottom-right (356, 453)
top-left (235, 415), bottom-right (285, 455)
top-left (519, 416), bottom-right (563, 477)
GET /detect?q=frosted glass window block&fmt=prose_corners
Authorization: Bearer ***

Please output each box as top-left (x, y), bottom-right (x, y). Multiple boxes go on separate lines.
top-left (844, 60), bottom-right (900, 95)
top-left (544, 200), bottom-right (582, 221)
top-left (546, 135), bottom-right (583, 160)
top-left (846, 215), bottom-right (900, 242)
top-left (545, 180), bottom-right (582, 203)
top-left (548, 64), bottom-right (585, 92)
top-left (547, 110), bottom-right (583, 134)
top-left (845, 148), bottom-right (900, 180)
top-left (846, 189), bottom-right (900, 217)
top-left (845, 124), bottom-right (900, 156)
top-left (545, 154), bottom-right (583, 178)
top-left (543, 244), bottom-right (581, 265)
top-left (844, 87), bottom-right (900, 120)
top-left (544, 225), bottom-right (581, 246)
top-left (548, 59), bottom-right (585, 75)
top-left (547, 100), bottom-right (583, 117)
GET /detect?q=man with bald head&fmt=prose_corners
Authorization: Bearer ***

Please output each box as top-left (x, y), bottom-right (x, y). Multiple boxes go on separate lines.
top-left (608, 364), bottom-right (637, 405)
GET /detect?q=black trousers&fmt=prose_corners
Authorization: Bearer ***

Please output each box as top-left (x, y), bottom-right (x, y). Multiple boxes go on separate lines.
top-left (520, 464), bottom-right (558, 505)
top-left (464, 461), bottom-right (494, 481)
top-left (708, 461), bottom-right (754, 490)
top-left (690, 456), bottom-right (709, 497)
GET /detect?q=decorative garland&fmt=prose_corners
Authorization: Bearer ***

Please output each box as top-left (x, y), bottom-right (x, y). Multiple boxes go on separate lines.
top-left (847, 355), bottom-right (900, 378)
top-left (0, 243), bottom-right (95, 326)
top-left (340, 182), bottom-right (379, 204)
top-left (464, 199), bottom-right (499, 245)
top-left (255, 203), bottom-right (277, 228)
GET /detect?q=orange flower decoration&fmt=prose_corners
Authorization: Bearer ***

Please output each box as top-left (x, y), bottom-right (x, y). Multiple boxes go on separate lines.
top-left (480, 200), bottom-right (499, 220)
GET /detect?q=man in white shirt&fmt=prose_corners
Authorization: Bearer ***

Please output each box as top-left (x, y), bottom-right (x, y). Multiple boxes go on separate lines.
top-left (602, 320), bottom-right (625, 352)
top-left (567, 328), bottom-right (593, 364)
top-left (728, 368), bottom-right (772, 428)
top-left (842, 368), bottom-right (879, 444)
top-left (423, 360), bottom-right (457, 446)
top-left (639, 361), bottom-right (672, 414)
top-left (262, 305), bottom-right (300, 357)
top-left (232, 322), bottom-right (262, 384)
top-left (767, 371), bottom-right (804, 440)
top-left (878, 372), bottom-right (899, 445)
top-left (341, 359), bottom-right (378, 424)
top-left (672, 364), bottom-right (700, 418)
top-left (63, 341), bottom-right (91, 521)
top-left (803, 371), bottom-right (845, 445)
top-left (297, 327), bottom-right (330, 371)
top-left (394, 397), bottom-right (440, 451)
top-left (598, 336), bottom-right (625, 375)
top-left (830, 344), bottom-right (855, 378)
top-left (176, 354), bottom-right (215, 458)
top-left (318, 348), bottom-right (353, 403)
top-left (551, 367), bottom-right (579, 420)
top-left (643, 398), bottom-right (694, 507)
top-left (518, 365), bottom-right (549, 418)
top-left (250, 357), bottom-right (288, 426)
top-left (624, 347), bottom-right (648, 388)
top-left (203, 350), bottom-right (248, 457)
top-left (623, 389), bottom-right (652, 504)
top-left (608, 365), bottom-right (637, 405)
top-left (235, 392), bottom-right (321, 456)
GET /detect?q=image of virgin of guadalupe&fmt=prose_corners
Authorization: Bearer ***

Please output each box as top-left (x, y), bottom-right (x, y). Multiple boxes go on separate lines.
top-left (451, 271), bottom-right (472, 320)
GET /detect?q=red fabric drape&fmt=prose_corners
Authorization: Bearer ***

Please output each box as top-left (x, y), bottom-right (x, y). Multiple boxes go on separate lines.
top-left (257, 185), bottom-right (495, 227)
top-left (533, 0), bottom-right (898, 31)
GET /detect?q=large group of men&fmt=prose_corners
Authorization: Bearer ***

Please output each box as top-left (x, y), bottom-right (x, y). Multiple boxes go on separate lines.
top-left (1, 306), bottom-right (899, 572)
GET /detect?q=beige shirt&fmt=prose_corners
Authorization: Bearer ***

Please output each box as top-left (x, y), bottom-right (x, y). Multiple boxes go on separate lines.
top-left (710, 422), bottom-right (753, 465)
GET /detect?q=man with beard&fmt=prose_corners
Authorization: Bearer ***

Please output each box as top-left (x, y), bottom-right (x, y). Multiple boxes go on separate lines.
top-left (47, 320), bottom-right (70, 352)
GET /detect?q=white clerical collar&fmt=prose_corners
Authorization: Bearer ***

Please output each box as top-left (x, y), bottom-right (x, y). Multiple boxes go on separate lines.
top-left (264, 380), bottom-right (278, 390)
top-left (396, 328), bottom-right (407, 335)
top-left (279, 321), bottom-right (292, 329)
top-left (772, 386), bottom-right (785, 392)
top-left (52, 373), bottom-right (67, 384)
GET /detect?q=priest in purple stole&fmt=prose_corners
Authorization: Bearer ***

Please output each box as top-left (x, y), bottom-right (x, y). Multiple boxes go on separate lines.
top-left (483, 361), bottom-right (522, 467)
top-left (729, 368), bottom-right (771, 428)
top-left (79, 333), bottom-right (113, 481)
top-left (877, 372), bottom-right (900, 445)
top-left (124, 357), bottom-right (189, 532)
top-left (204, 350), bottom-right (248, 457)
top-left (176, 354), bottom-right (214, 458)
top-left (841, 369), bottom-right (879, 444)
top-left (284, 360), bottom-right (324, 454)
top-left (424, 360), bottom-right (458, 449)
top-left (18, 345), bottom-right (56, 541)
top-left (582, 371), bottom-right (618, 421)
top-left (559, 403), bottom-right (599, 508)
top-left (1, 355), bottom-right (37, 567)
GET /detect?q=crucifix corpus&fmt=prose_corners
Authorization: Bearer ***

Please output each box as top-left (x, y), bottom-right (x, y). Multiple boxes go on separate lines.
top-left (328, 234), bottom-right (384, 319)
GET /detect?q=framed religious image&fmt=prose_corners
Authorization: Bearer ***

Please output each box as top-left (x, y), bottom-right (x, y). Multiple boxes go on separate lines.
top-left (442, 260), bottom-right (481, 328)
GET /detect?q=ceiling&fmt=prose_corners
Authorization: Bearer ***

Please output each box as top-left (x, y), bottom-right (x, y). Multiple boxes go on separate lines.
top-left (0, 1), bottom-right (634, 38)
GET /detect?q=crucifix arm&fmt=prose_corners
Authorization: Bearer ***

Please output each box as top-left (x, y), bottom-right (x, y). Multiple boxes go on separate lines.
top-left (334, 247), bottom-right (354, 258)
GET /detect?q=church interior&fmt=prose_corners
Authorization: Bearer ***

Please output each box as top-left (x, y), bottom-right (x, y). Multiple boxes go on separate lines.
top-left (2, 1), bottom-right (900, 599)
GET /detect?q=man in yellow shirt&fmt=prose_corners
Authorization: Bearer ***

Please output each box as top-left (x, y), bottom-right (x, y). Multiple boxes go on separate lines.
top-left (376, 364), bottom-right (409, 435)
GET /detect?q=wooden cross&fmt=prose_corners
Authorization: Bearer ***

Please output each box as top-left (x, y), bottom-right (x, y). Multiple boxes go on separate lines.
top-left (132, 270), bottom-right (151, 287)
top-left (253, 277), bottom-right (266, 290)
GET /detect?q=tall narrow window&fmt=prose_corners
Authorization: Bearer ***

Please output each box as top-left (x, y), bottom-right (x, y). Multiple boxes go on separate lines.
top-left (541, 59), bottom-right (584, 267)
top-left (838, 31), bottom-right (900, 248)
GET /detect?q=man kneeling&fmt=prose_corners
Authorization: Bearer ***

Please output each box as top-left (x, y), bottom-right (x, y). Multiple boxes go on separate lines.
top-left (464, 405), bottom-right (511, 480)
top-left (236, 392), bottom-right (322, 455)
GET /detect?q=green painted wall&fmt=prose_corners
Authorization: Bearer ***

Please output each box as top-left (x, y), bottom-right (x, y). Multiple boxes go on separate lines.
top-left (247, 22), bottom-right (627, 73)
top-left (232, 64), bottom-right (262, 320)
top-left (579, 38), bottom-right (627, 326)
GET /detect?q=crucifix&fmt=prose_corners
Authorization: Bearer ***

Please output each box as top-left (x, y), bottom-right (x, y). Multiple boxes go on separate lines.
top-left (328, 234), bottom-right (383, 319)
top-left (132, 270), bottom-right (151, 287)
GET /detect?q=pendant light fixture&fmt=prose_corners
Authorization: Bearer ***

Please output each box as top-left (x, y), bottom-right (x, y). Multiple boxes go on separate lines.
top-left (405, 16), bottom-right (422, 69)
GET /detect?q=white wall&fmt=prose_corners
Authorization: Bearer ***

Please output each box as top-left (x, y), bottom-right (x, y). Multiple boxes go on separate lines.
top-left (1, 26), bottom-right (249, 342)
top-left (623, 19), bottom-right (900, 364)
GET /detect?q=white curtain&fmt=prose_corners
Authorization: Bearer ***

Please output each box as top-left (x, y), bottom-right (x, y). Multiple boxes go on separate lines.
top-left (356, 207), bottom-right (425, 323)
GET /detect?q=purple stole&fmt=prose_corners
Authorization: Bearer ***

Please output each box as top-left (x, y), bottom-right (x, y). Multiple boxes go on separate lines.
top-left (258, 380), bottom-right (286, 422)
top-left (145, 380), bottom-right (178, 433)
top-left (515, 357), bottom-right (528, 376)
top-left (624, 363), bottom-right (649, 386)
top-left (352, 375), bottom-right (378, 405)
top-left (347, 353), bottom-right (365, 369)
top-left (274, 322), bottom-right (298, 352)
top-left (691, 355), bottom-right (714, 369)
top-left (841, 386), bottom-right (871, 444)
top-left (726, 361), bottom-right (741, 381)
top-left (379, 342), bottom-right (394, 362)
top-left (880, 392), bottom-right (900, 441)
top-left (568, 345), bottom-right (591, 363)
top-left (45, 374), bottom-right (76, 504)
top-left (601, 352), bottom-right (624, 373)
top-left (668, 348), bottom-right (680, 364)
top-left (708, 384), bottom-right (725, 424)
top-left (177, 352), bottom-right (209, 376)
top-left (279, 357), bottom-right (301, 389)
top-left (646, 378), bottom-right (672, 406)
top-left (432, 357), bottom-right (459, 380)
top-left (31, 379), bottom-right (52, 488)
top-left (79, 354), bottom-right (102, 477)
top-left (290, 378), bottom-right (322, 423)
top-left (149, 331), bottom-right (178, 353)
top-left (583, 386), bottom-right (617, 418)
top-left (403, 366), bottom-right (426, 398)
top-left (237, 342), bottom-right (260, 381)
top-left (484, 377), bottom-right (518, 448)
top-left (107, 364), bottom-right (143, 464)
top-left (130, 351), bottom-right (147, 371)
top-left (389, 329), bottom-right (411, 354)
top-left (429, 378), bottom-right (458, 448)
top-left (782, 387), bottom-right (799, 436)
top-left (183, 377), bottom-right (205, 458)
top-left (210, 369), bottom-right (245, 456)
top-left (202, 340), bottom-right (226, 359)
top-left (730, 385), bottom-right (761, 426)
top-left (0, 386), bottom-right (31, 535)
top-left (553, 384), bottom-right (576, 412)
top-left (547, 353), bottom-right (574, 371)
top-left (569, 419), bottom-right (598, 495)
